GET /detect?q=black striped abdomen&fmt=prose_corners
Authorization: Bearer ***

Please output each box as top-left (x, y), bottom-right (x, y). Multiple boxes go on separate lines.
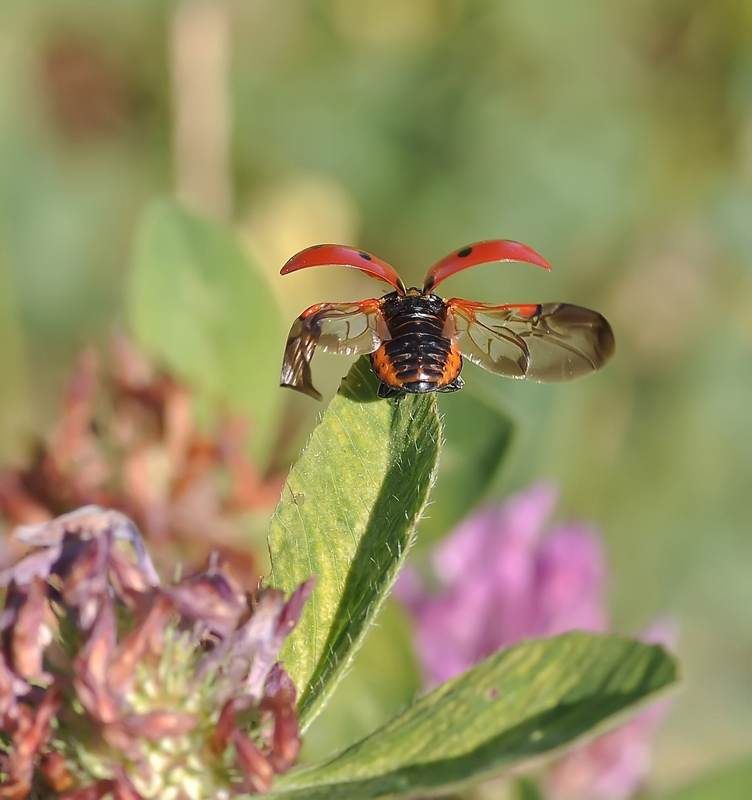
top-left (370, 300), bottom-right (462, 393)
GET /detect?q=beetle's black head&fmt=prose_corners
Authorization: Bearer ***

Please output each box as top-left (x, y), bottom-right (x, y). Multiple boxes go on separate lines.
top-left (379, 289), bottom-right (446, 317)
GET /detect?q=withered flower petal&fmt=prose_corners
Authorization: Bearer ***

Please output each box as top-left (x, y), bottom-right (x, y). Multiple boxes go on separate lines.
top-left (106, 594), bottom-right (173, 694)
top-left (108, 548), bottom-right (159, 603)
top-left (244, 578), bottom-right (315, 698)
top-left (0, 547), bottom-right (62, 588)
top-left (49, 347), bottom-right (98, 466)
top-left (59, 536), bottom-right (112, 628)
top-left (13, 506), bottom-right (113, 547)
top-left (212, 699), bottom-right (237, 753)
top-left (212, 588), bottom-right (284, 690)
top-left (40, 750), bottom-right (75, 792)
top-left (166, 570), bottom-right (245, 639)
top-left (264, 662), bottom-right (297, 700)
top-left (6, 577), bottom-right (51, 684)
top-left (262, 690), bottom-right (301, 773)
top-left (233, 730), bottom-right (276, 795)
top-left (0, 776), bottom-right (31, 800)
top-left (0, 652), bottom-right (22, 720)
top-left (14, 506), bottom-right (159, 587)
top-left (1, 688), bottom-right (60, 798)
top-left (73, 595), bottom-right (120, 724)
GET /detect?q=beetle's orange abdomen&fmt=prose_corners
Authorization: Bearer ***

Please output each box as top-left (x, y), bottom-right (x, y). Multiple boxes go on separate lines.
top-left (369, 292), bottom-right (463, 395)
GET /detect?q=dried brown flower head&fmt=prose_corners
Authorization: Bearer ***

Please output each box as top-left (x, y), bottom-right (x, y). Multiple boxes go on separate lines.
top-left (0, 507), bottom-right (313, 799)
top-left (0, 338), bottom-right (285, 585)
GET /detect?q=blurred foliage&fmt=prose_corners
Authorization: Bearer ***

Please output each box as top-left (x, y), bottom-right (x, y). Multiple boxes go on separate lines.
top-left (128, 200), bottom-right (284, 458)
top-left (654, 759), bottom-right (752, 800)
top-left (417, 388), bottom-right (514, 547)
top-left (0, 0), bottom-right (750, 793)
top-left (516, 778), bottom-right (545, 800)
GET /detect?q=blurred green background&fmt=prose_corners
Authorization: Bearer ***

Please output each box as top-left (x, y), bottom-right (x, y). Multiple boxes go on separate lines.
top-left (0, 0), bottom-right (750, 796)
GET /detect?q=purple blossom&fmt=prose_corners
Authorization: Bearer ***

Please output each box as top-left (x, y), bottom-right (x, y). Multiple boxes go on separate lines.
top-left (0, 506), bottom-right (314, 798)
top-left (396, 483), bottom-right (675, 800)
top-left (396, 483), bottom-right (607, 686)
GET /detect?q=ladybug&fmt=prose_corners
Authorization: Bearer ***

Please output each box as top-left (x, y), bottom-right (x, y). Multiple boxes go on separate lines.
top-left (279, 240), bottom-right (615, 400)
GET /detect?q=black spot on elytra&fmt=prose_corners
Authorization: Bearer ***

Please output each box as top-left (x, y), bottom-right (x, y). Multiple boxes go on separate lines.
top-left (457, 246), bottom-right (473, 258)
top-left (359, 251), bottom-right (373, 261)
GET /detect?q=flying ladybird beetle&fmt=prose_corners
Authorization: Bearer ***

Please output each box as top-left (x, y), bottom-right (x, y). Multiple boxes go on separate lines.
top-left (279, 240), bottom-right (615, 400)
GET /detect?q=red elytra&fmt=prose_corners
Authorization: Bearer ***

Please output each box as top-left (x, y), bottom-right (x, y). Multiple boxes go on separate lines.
top-left (279, 240), bottom-right (614, 400)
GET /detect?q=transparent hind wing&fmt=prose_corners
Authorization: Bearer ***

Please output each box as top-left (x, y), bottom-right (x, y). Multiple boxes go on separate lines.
top-left (446, 300), bottom-right (615, 383)
top-left (280, 300), bottom-right (387, 399)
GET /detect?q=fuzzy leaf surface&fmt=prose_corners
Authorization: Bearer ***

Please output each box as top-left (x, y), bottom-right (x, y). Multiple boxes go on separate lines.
top-left (269, 358), bottom-right (441, 730)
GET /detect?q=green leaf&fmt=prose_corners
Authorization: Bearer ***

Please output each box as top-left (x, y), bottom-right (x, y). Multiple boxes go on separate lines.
top-left (418, 389), bottom-right (514, 546)
top-left (268, 357), bottom-right (441, 731)
top-left (268, 633), bottom-right (678, 800)
top-left (126, 199), bottom-right (284, 456)
top-left (653, 759), bottom-right (752, 800)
